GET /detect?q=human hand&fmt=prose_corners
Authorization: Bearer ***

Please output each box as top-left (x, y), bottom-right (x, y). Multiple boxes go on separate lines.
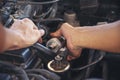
top-left (9, 18), bottom-right (44, 50)
top-left (51, 23), bottom-right (82, 60)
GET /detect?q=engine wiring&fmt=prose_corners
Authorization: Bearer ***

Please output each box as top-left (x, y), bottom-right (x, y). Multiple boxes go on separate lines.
top-left (27, 74), bottom-right (48, 80)
top-left (0, 61), bottom-right (61, 80)
top-left (32, 5), bottom-right (54, 19)
top-left (26, 69), bottom-right (61, 80)
top-left (71, 50), bottom-right (106, 71)
top-left (0, 61), bottom-right (29, 80)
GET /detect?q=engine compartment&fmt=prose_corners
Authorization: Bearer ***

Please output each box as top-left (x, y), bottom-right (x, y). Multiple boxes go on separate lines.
top-left (0, 0), bottom-right (120, 80)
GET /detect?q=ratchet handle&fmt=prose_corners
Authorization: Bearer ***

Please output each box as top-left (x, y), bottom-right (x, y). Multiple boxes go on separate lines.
top-left (33, 43), bottom-right (57, 58)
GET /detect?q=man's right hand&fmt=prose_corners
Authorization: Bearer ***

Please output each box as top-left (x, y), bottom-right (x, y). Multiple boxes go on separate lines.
top-left (51, 23), bottom-right (82, 60)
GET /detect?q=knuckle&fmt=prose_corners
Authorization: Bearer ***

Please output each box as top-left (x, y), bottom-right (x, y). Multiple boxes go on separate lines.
top-left (22, 18), bottom-right (32, 23)
top-left (35, 30), bottom-right (41, 37)
top-left (23, 18), bottom-right (29, 21)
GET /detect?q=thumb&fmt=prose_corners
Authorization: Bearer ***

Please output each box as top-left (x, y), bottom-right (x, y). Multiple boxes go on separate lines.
top-left (37, 29), bottom-right (45, 43)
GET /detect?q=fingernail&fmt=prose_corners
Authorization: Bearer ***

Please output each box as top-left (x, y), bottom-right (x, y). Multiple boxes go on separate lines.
top-left (40, 29), bottom-right (45, 36)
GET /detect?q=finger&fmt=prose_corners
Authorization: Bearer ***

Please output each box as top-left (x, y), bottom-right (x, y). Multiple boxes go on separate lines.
top-left (66, 48), bottom-right (82, 61)
top-left (22, 18), bottom-right (38, 29)
top-left (67, 55), bottom-right (76, 61)
top-left (22, 18), bottom-right (33, 23)
top-left (38, 38), bottom-right (42, 43)
top-left (22, 18), bottom-right (36, 26)
top-left (50, 29), bottom-right (62, 37)
top-left (13, 19), bottom-right (19, 22)
top-left (33, 25), bottom-right (38, 30)
top-left (10, 19), bottom-right (21, 28)
top-left (39, 29), bottom-right (45, 37)
top-left (37, 29), bottom-right (45, 43)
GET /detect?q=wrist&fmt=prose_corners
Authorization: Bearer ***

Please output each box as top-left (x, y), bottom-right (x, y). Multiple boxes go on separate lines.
top-left (61, 23), bottom-right (82, 48)
top-left (73, 27), bottom-right (85, 48)
top-left (5, 28), bottom-right (23, 50)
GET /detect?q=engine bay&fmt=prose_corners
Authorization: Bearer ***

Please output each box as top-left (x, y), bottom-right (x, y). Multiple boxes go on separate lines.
top-left (0, 0), bottom-right (120, 80)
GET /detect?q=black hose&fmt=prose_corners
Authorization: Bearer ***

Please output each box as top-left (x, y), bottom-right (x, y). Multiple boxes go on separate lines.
top-left (0, 61), bottom-right (29, 80)
top-left (85, 49), bottom-right (96, 78)
top-left (39, 18), bottom-right (64, 23)
top-left (28, 73), bottom-right (48, 80)
top-left (71, 51), bottom-right (106, 71)
top-left (26, 69), bottom-right (61, 80)
top-left (102, 61), bottom-right (108, 80)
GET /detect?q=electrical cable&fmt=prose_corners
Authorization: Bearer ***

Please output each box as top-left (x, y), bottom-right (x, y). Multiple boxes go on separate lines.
top-left (71, 51), bottom-right (106, 71)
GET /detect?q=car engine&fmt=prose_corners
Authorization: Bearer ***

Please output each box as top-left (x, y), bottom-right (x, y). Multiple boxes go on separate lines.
top-left (0, 0), bottom-right (120, 80)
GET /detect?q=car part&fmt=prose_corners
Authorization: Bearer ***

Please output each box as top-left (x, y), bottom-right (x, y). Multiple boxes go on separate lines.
top-left (0, 0), bottom-right (120, 80)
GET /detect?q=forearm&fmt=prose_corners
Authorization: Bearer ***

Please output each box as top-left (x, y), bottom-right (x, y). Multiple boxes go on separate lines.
top-left (74, 20), bottom-right (120, 53)
top-left (5, 28), bottom-right (23, 50)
